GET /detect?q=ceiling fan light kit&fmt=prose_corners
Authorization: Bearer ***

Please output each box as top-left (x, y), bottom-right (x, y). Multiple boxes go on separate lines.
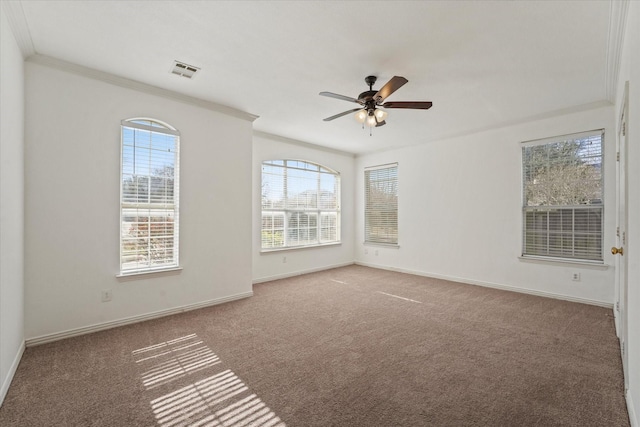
top-left (374, 109), bottom-right (388, 121)
top-left (355, 109), bottom-right (367, 123)
top-left (320, 75), bottom-right (432, 135)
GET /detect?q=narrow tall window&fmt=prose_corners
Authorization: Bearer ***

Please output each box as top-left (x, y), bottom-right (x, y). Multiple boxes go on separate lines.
top-left (120, 118), bottom-right (180, 274)
top-left (365, 163), bottom-right (398, 245)
top-left (522, 130), bottom-right (603, 261)
top-left (261, 160), bottom-right (340, 250)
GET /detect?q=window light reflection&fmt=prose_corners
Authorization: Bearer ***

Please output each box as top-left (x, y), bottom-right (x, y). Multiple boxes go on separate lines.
top-left (135, 334), bottom-right (286, 427)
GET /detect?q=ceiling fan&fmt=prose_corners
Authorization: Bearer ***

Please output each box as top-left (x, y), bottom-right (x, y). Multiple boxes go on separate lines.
top-left (320, 75), bottom-right (432, 129)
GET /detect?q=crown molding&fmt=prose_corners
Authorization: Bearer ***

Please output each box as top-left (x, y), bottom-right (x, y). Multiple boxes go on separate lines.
top-left (605, 0), bottom-right (629, 102)
top-left (2, 0), bottom-right (36, 58)
top-left (26, 54), bottom-right (259, 123)
top-left (253, 130), bottom-right (355, 157)
top-left (357, 99), bottom-right (613, 157)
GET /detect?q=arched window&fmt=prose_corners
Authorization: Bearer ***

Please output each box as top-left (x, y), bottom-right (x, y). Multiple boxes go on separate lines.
top-left (261, 160), bottom-right (340, 250)
top-left (120, 118), bottom-right (180, 274)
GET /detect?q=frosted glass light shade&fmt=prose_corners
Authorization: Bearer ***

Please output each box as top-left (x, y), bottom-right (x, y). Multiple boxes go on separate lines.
top-left (366, 113), bottom-right (377, 126)
top-left (375, 109), bottom-right (388, 121)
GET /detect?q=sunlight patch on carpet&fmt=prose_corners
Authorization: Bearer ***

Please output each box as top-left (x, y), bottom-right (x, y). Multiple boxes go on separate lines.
top-left (375, 291), bottom-right (422, 304)
top-left (134, 334), bottom-right (221, 389)
top-left (135, 334), bottom-right (286, 427)
top-left (150, 372), bottom-right (284, 427)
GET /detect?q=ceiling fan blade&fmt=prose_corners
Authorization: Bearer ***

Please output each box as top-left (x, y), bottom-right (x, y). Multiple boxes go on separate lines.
top-left (323, 108), bottom-right (363, 121)
top-left (382, 101), bottom-right (433, 110)
top-left (319, 91), bottom-right (362, 104)
top-left (375, 120), bottom-right (386, 127)
top-left (374, 76), bottom-right (408, 103)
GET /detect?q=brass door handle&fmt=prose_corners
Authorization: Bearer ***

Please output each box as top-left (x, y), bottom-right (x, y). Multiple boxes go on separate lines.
top-left (611, 247), bottom-right (624, 256)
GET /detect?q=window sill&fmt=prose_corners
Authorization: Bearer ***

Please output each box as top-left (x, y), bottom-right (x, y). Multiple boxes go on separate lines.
top-left (261, 242), bottom-right (341, 254)
top-left (363, 242), bottom-right (400, 249)
top-left (518, 256), bottom-right (609, 269)
top-left (117, 266), bottom-right (183, 280)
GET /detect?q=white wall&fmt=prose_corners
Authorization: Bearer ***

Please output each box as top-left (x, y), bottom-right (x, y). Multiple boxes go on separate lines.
top-left (355, 105), bottom-right (616, 306)
top-left (616, 2), bottom-right (639, 424)
top-left (0, 5), bottom-right (25, 404)
top-left (24, 60), bottom-right (254, 341)
top-left (252, 132), bottom-right (355, 283)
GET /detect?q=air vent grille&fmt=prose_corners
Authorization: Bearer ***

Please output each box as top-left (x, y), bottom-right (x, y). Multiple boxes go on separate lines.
top-left (170, 61), bottom-right (200, 79)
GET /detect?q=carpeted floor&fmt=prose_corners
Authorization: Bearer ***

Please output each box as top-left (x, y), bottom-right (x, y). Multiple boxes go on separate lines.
top-left (0, 265), bottom-right (630, 426)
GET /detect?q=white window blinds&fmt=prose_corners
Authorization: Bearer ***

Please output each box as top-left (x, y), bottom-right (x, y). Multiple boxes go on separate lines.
top-left (261, 160), bottom-right (340, 250)
top-left (365, 163), bottom-right (398, 245)
top-left (120, 119), bottom-right (180, 274)
top-left (522, 130), bottom-right (603, 261)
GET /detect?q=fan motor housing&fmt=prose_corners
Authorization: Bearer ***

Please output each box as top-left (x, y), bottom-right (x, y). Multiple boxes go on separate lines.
top-left (358, 90), bottom-right (377, 102)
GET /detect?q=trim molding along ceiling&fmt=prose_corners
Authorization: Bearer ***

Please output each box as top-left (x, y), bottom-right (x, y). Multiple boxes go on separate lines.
top-left (401, 99), bottom-right (613, 153)
top-left (605, 0), bottom-right (630, 102)
top-left (27, 54), bottom-right (259, 123)
top-left (5, 0), bottom-right (628, 127)
top-left (253, 131), bottom-right (355, 157)
top-left (2, 0), bottom-right (35, 58)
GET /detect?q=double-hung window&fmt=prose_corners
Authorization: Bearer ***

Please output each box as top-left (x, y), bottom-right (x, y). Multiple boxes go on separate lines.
top-left (120, 118), bottom-right (180, 274)
top-left (521, 130), bottom-right (603, 261)
top-left (365, 163), bottom-right (398, 245)
top-left (261, 160), bottom-right (340, 250)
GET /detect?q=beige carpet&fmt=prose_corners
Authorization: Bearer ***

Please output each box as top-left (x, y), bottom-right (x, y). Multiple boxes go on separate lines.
top-left (0, 265), bottom-right (629, 426)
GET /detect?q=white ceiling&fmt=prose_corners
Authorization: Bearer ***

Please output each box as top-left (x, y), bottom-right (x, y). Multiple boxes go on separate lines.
top-left (8, 1), bottom-right (618, 154)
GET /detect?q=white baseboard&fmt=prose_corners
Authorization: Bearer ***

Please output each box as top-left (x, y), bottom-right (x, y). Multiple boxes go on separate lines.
top-left (629, 389), bottom-right (638, 427)
top-left (26, 291), bottom-right (253, 347)
top-left (354, 261), bottom-right (612, 308)
top-left (1, 340), bottom-right (25, 407)
top-left (253, 262), bottom-right (355, 284)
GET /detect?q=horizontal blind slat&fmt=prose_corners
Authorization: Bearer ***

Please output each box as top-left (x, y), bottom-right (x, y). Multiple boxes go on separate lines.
top-left (121, 119), bottom-right (180, 273)
top-left (522, 131), bottom-right (603, 261)
top-left (261, 160), bottom-right (340, 249)
top-left (365, 163), bottom-right (398, 245)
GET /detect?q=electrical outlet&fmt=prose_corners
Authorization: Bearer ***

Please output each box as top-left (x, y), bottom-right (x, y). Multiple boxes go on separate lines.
top-left (572, 272), bottom-right (580, 282)
top-left (364, 248), bottom-right (369, 255)
top-left (282, 256), bottom-right (287, 263)
top-left (101, 289), bottom-right (112, 302)
top-left (375, 250), bottom-right (379, 256)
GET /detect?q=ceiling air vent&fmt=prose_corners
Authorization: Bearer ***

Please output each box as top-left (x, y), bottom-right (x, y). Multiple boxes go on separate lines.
top-left (170, 60), bottom-right (200, 79)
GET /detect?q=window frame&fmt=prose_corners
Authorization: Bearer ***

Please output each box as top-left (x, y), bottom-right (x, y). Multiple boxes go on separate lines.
top-left (520, 130), bottom-right (604, 263)
top-left (119, 118), bottom-right (181, 276)
top-left (364, 163), bottom-right (399, 246)
top-left (261, 159), bottom-right (341, 252)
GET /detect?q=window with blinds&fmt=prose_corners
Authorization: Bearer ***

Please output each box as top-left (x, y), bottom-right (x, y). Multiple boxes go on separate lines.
top-left (120, 118), bottom-right (180, 274)
top-left (522, 130), bottom-right (603, 261)
top-left (261, 160), bottom-right (340, 250)
top-left (365, 163), bottom-right (398, 245)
